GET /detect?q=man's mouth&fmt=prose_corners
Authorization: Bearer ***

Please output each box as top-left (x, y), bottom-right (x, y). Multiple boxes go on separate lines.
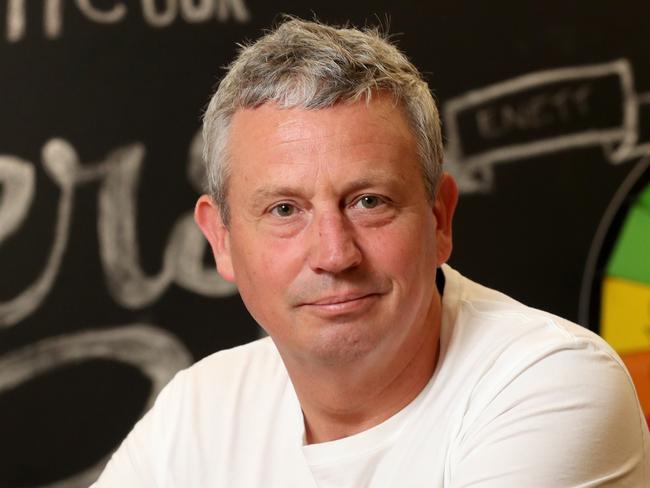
top-left (307, 292), bottom-right (375, 305)
top-left (299, 292), bottom-right (381, 316)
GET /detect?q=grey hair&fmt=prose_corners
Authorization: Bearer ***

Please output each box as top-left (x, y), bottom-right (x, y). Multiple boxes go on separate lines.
top-left (202, 17), bottom-right (444, 225)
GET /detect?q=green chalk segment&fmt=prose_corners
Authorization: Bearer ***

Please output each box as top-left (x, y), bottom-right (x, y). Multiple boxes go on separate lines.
top-left (606, 183), bottom-right (650, 284)
top-left (640, 181), bottom-right (650, 208)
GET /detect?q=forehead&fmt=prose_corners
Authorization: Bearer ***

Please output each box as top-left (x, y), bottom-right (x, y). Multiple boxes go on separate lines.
top-left (228, 96), bottom-right (416, 157)
top-left (224, 97), bottom-right (423, 201)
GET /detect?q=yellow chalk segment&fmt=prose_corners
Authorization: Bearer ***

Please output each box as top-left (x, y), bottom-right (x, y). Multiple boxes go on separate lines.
top-left (601, 276), bottom-right (650, 353)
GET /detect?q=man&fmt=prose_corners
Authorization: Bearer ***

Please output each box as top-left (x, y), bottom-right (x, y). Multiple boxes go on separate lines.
top-left (92, 18), bottom-right (649, 487)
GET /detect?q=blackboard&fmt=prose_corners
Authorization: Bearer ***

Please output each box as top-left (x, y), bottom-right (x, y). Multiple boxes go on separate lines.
top-left (1, 2), bottom-right (649, 486)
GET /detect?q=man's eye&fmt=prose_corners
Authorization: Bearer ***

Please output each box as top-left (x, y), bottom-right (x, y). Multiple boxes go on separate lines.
top-left (270, 203), bottom-right (296, 217)
top-left (354, 195), bottom-right (383, 209)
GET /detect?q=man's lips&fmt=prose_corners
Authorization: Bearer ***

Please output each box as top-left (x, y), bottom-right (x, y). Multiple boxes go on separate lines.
top-left (297, 292), bottom-right (382, 316)
top-left (301, 292), bottom-right (377, 306)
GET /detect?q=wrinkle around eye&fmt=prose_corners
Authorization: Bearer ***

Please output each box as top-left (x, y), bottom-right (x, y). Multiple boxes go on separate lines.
top-left (348, 193), bottom-right (394, 211)
top-left (346, 194), bottom-right (399, 227)
top-left (350, 194), bottom-right (384, 210)
top-left (270, 202), bottom-right (298, 217)
top-left (262, 203), bottom-right (309, 234)
top-left (261, 206), bottom-right (307, 237)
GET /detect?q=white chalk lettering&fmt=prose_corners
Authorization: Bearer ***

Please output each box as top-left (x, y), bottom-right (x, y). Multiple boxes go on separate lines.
top-left (475, 85), bottom-right (593, 140)
top-left (97, 140), bottom-right (236, 308)
top-left (45, 0), bottom-right (63, 38)
top-left (0, 131), bottom-right (236, 328)
top-left (6, 0), bottom-right (24, 42)
top-left (0, 140), bottom-right (76, 327)
top-left (5, 0), bottom-right (250, 42)
top-left (180, 0), bottom-right (215, 23)
top-left (216, 0), bottom-right (249, 22)
top-left (0, 323), bottom-right (192, 487)
top-left (75, 0), bottom-right (127, 24)
top-left (0, 156), bottom-right (34, 244)
top-left (141, 0), bottom-right (178, 28)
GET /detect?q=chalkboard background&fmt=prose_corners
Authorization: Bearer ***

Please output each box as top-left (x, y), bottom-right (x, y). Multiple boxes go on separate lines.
top-left (1, 2), bottom-right (649, 486)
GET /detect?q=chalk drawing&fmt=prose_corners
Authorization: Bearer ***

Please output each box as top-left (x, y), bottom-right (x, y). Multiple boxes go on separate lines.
top-left (443, 59), bottom-right (650, 193)
top-left (180, 0), bottom-right (216, 23)
top-left (141, 0), bottom-right (178, 27)
top-left (215, 0), bottom-right (249, 22)
top-left (0, 140), bottom-right (76, 327)
top-left (97, 137), bottom-right (236, 307)
top-left (0, 156), bottom-right (34, 244)
top-left (578, 155), bottom-right (650, 327)
top-left (0, 323), bottom-right (192, 488)
top-left (5, 0), bottom-right (250, 42)
top-left (76, 0), bottom-right (128, 24)
top-left (0, 131), bottom-right (236, 328)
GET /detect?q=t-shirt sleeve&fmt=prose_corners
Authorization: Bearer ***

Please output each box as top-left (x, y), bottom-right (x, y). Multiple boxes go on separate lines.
top-left (89, 369), bottom-right (187, 488)
top-left (447, 345), bottom-right (649, 487)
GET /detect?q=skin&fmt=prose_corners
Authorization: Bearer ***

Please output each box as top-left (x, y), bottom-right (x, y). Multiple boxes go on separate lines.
top-left (195, 95), bottom-right (458, 443)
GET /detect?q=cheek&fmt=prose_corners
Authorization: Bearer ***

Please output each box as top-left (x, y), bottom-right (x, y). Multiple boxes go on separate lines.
top-left (230, 236), bottom-right (304, 319)
top-left (361, 216), bottom-right (438, 279)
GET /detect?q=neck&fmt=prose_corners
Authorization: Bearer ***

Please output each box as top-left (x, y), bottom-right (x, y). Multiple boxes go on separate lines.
top-left (282, 291), bottom-right (442, 445)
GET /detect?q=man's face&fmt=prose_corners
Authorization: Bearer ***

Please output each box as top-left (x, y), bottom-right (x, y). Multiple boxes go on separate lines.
top-left (196, 96), bottom-right (457, 367)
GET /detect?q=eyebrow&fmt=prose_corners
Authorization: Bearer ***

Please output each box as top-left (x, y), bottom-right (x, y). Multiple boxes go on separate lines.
top-left (250, 172), bottom-right (400, 204)
top-left (251, 186), bottom-right (304, 202)
top-left (341, 175), bottom-right (399, 195)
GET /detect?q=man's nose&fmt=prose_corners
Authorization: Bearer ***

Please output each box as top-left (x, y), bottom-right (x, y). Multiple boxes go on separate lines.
top-left (308, 210), bottom-right (362, 274)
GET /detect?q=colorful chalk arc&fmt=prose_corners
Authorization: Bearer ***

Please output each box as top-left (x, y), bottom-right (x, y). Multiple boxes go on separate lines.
top-left (596, 161), bottom-right (650, 423)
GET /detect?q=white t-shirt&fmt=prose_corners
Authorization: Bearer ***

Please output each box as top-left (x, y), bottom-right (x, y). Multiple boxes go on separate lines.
top-left (91, 265), bottom-right (649, 487)
top-left (303, 364), bottom-right (435, 488)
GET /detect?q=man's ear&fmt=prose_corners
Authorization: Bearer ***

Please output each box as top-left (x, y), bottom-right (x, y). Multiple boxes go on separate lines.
top-left (432, 173), bottom-right (458, 266)
top-left (194, 195), bottom-right (235, 283)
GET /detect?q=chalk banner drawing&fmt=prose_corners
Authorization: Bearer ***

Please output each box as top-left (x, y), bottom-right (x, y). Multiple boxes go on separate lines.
top-left (443, 59), bottom-right (650, 193)
top-left (0, 324), bottom-right (193, 488)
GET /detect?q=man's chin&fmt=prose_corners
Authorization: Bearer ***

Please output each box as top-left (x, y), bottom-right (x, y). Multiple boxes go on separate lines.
top-left (293, 322), bottom-right (382, 367)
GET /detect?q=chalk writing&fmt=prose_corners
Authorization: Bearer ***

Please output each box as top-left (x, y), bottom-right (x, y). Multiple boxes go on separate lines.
top-left (443, 59), bottom-right (650, 193)
top-left (475, 85), bottom-right (592, 139)
top-left (0, 131), bottom-right (237, 328)
top-left (0, 155), bottom-right (34, 244)
top-left (0, 323), bottom-right (192, 488)
top-left (0, 142), bottom-right (75, 327)
top-left (5, 0), bottom-right (251, 42)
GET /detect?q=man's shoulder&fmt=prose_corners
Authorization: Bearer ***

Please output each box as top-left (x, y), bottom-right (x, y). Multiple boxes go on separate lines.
top-left (434, 267), bottom-right (649, 488)
top-left (145, 336), bottom-right (288, 420)
top-left (441, 266), bottom-right (634, 402)
top-left (445, 265), bottom-right (621, 361)
top-left (440, 269), bottom-right (646, 425)
top-left (91, 339), bottom-right (303, 487)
